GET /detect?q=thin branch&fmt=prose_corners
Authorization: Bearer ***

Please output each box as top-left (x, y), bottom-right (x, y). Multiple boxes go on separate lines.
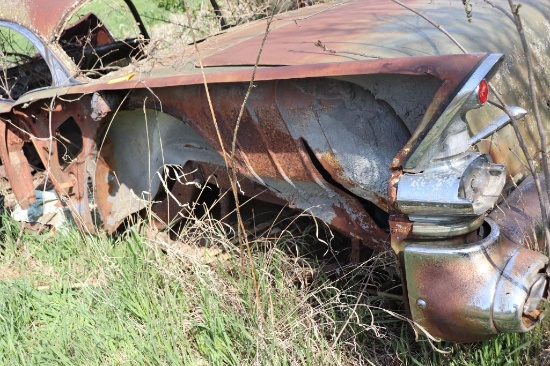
top-left (390, 0), bottom-right (467, 53)
top-left (314, 40), bottom-right (379, 59)
top-left (490, 86), bottom-right (549, 239)
top-left (277, 1), bottom-right (349, 23)
top-left (183, 0), bottom-right (264, 316)
top-left (483, 0), bottom-right (550, 245)
top-left (483, 0), bottom-right (515, 22)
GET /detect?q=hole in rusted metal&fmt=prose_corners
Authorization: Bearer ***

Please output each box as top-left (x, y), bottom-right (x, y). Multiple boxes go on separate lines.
top-left (56, 117), bottom-right (83, 169)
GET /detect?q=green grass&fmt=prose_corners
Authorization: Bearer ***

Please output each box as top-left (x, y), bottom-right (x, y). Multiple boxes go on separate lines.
top-left (0, 214), bottom-right (347, 364)
top-left (394, 327), bottom-right (550, 366)
top-left (70, 0), bottom-right (217, 49)
top-left (70, 0), bottom-right (200, 38)
top-left (72, 0), bottom-right (173, 39)
top-left (0, 211), bottom-right (548, 365)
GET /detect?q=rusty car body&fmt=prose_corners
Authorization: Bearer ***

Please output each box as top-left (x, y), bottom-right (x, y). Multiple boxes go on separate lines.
top-left (0, 0), bottom-right (549, 342)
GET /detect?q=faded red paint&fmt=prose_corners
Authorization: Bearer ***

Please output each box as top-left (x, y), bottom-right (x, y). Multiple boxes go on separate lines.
top-left (0, 0), bottom-right (80, 39)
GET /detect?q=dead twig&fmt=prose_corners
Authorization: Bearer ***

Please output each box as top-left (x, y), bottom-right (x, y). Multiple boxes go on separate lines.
top-left (277, 1), bottom-right (349, 23)
top-left (314, 40), bottom-right (378, 59)
top-left (183, 0), bottom-right (265, 317)
top-left (35, 282), bottom-right (97, 292)
top-left (390, 0), bottom-right (467, 53)
top-left (490, 86), bottom-right (549, 239)
top-left (483, 0), bottom-right (514, 22)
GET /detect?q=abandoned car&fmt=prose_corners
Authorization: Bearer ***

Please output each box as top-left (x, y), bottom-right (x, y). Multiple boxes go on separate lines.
top-left (0, 0), bottom-right (549, 342)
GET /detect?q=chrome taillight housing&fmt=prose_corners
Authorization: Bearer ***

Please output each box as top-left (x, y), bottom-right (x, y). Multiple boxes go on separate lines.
top-left (393, 54), bottom-right (549, 342)
top-left (396, 55), bottom-right (507, 232)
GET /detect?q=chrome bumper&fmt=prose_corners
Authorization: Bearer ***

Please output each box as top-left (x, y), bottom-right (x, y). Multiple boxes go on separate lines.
top-left (403, 218), bottom-right (548, 341)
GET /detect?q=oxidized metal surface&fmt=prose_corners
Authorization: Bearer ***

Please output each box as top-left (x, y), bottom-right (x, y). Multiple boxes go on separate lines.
top-left (0, 0), bottom-right (81, 39)
top-left (0, 0), bottom-right (550, 343)
top-left (397, 154), bottom-right (506, 218)
top-left (93, 83), bottom-right (391, 249)
top-left (0, 118), bottom-right (36, 208)
top-left (3, 0), bottom-right (550, 179)
top-left (492, 247), bottom-right (548, 333)
top-left (150, 162), bottom-right (202, 228)
top-left (183, 0), bottom-right (550, 178)
top-left (10, 96), bottom-right (102, 232)
top-left (392, 52), bottom-right (507, 241)
top-left (0, 0), bottom-right (143, 41)
top-left (58, 53), bottom-right (484, 95)
top-left (401, 53), bottom-right (503, 171)
top-left (95, 108), bottom-right (225, 230)
top-left (404, 218), bottom-right (548, 342)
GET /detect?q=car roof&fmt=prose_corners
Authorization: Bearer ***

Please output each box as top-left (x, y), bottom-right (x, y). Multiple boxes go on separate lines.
top-left (0, 0), bottom-right (88, 40)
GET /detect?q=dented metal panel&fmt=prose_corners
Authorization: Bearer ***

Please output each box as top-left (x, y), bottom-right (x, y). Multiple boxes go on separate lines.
top-left (0, 0), bottom-right (549, 343)
top-left (95, 109), bottom-right (225, 229)
top-left (93, 81), bottom-right (394, 249)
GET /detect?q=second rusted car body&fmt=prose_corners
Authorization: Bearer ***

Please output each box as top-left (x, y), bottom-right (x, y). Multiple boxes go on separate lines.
top-left (0, 0), bottom-right (549, 341)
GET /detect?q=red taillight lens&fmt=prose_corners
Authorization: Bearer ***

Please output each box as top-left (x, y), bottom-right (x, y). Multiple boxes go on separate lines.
top-left (478, 80), bottom-right (489, 104)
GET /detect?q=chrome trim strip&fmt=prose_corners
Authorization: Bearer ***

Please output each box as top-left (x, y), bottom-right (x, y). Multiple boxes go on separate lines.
top-left (470, 106), bottom-right (527, 145)
top-left (412, 215), bottom-right (485, 238)
top-left (404, 53), bottom-right (503, 170)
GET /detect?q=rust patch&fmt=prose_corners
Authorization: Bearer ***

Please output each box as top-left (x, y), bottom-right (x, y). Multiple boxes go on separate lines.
top-left (489, 175), bottom-right (547, 251)
top-left (0, 119), bottom-right (36, 208)
top-left (331, 204), bottom-right (389, 252)
top-left (389, 214), bottom-right (413, 254)
top-left (19, 97), bottom-right (102, 232)
top-left (95, 137), bottom-right (116, 227)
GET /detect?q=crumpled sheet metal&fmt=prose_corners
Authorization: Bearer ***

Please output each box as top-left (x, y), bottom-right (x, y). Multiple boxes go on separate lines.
top-left (0, 0), bottom-right (549, 344)
top-left (95, 79), bottom-right (422, 250)
top-left (95, 109), bottom-right (225, 229)
top-left (62, 53), bottom-right (488, 193)
top-left (0, 120), bottom-right (36, 209)
top-left (189, 0), bottom-right (550, 178)
top-left (75, 53), bottom-right (483, 245)
top-left (95, 81), bottom-right (394, 249)
top-left (4, 0), bottom-right (550, 184)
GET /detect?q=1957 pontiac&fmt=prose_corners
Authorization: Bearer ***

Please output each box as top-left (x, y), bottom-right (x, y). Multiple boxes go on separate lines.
top-left (0, 0), bottom-right (549, 341)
